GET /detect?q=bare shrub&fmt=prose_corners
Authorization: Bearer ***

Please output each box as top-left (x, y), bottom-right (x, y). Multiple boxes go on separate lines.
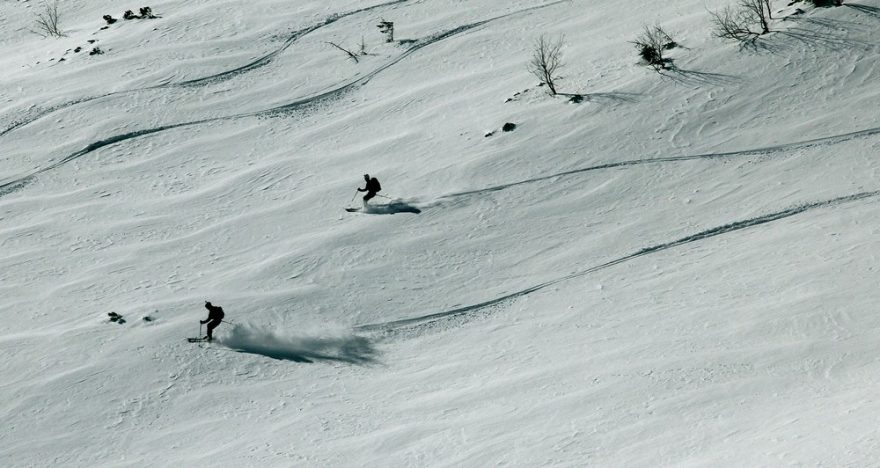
top-left (710, 7), bottom-right (757, 43)
top-left (33, 0), bottom-right (64, 38)
top-left (527, 34), bottom-right (564, 96)
top-left (710, 0), bottom-right (771, 44)
top-left (632, 25), bottom-right (675, 72)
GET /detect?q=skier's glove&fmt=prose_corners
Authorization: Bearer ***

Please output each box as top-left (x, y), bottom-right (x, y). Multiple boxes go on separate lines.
top-left (200, 320), bottom-right (208, 324)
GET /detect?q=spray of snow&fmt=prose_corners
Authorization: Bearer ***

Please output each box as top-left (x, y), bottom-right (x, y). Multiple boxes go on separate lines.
top-left (219, 324), bottom-right (380, 364)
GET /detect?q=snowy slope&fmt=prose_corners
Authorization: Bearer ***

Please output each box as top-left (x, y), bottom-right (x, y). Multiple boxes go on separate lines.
top-left (2, 0), bottom-right (880, 465)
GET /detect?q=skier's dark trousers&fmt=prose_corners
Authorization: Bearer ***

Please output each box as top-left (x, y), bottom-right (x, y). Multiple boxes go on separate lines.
top-left (357, 174), bottom-right (382, 206)
top-left (200, 301), bottom-right (225, 341)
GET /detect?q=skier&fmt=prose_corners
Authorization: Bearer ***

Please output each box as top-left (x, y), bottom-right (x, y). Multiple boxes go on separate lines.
top-left (200, 301), bottom-right (225, 342)
top-left (357, 174), bottom-right (382, 207)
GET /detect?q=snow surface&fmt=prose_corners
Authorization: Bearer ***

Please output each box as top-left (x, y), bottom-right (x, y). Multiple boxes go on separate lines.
top-left (2, 0), bottom-right (880, 465)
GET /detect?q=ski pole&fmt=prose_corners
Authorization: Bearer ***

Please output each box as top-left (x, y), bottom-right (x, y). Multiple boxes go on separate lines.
top-left (221, 320), bottom-right (235, 325)
top-left (349, 190), bottom-right (359, 203)
top-left (199, 323), bottom-right (202, 338)
top-left (376, 194), bottom-right (393, 200)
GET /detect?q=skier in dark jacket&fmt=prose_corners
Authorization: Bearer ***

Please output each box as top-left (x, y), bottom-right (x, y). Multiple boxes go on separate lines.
top-left (357, 174), bottom-right (382, 207)
top-left (200, 301), bottom-right (225, 341)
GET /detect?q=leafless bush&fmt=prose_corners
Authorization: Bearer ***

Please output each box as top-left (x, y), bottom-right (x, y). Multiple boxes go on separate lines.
top-left (710, 0), bottom-right (771, 44)
top-left (527, 34), bottom-right (564, 95)
top-left (33, 0), bottom-right (64, 38)
top-left (710, 7), bottom-right (756, 43)
top-left (632, 25), bottom-right (675, 72)
top-left (327, 42), bottom-right (359, 63)
top-left (742, 0), bottom-right (771, 32)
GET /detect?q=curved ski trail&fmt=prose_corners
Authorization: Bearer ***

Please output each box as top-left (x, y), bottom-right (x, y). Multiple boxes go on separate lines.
top-left (0, 0), bottom-right (412, 138)
top-left (0, 2), bottom-right (567, 198)
top-left (356, 190), bottom-right (880, 333)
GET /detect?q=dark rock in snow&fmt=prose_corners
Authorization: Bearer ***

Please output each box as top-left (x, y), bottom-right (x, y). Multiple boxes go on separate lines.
top-left (502, 122), bottom-right (517, 132)
top-left (108, 312), bottom-right (126, 324)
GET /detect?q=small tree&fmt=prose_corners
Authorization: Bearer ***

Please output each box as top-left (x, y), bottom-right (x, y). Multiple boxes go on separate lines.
top-left (632, 25), bottom-right (675, 72)
top-left (33, 0), bottom-right (64, 38)
top-left (741, 0), bottom-right (770, 33)
top-left (527, 34), bottom-right (564, 96)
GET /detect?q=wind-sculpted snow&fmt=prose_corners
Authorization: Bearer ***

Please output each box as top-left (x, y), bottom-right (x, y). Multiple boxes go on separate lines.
top-left (220, 324), bottom-right (379, 364)
top-left (0, 0), bottom-right (411, 138)
top-left (0, 119), bottom-right (223, 197)
top-left (0, 95), bottom-right (117, 137)
top-left (0, 2), bottom-right (568, 198)
top-left (357, 190), bottom-right (880, 333)
top-left (443, 125), bottom-right (880, 200)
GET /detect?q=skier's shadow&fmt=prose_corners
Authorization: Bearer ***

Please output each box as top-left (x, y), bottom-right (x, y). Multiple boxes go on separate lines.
top-left (366, 201), bottom-right (422, 214)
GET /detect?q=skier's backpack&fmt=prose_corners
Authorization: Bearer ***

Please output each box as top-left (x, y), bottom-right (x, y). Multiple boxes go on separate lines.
top-left (371, 178), bottom-right (381, 192)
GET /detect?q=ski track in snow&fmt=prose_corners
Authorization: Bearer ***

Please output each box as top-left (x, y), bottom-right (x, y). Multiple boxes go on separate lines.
top-left (356, 190), bottom-right (880, 334)
top-left (845, 3), bottom-right (880, 19)
top-left (0, 0), bottom-right (411, 138)
top-left (0, 1), bottom-right (568, 198)
top-left (441, 125), bottom-right (880, 201)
